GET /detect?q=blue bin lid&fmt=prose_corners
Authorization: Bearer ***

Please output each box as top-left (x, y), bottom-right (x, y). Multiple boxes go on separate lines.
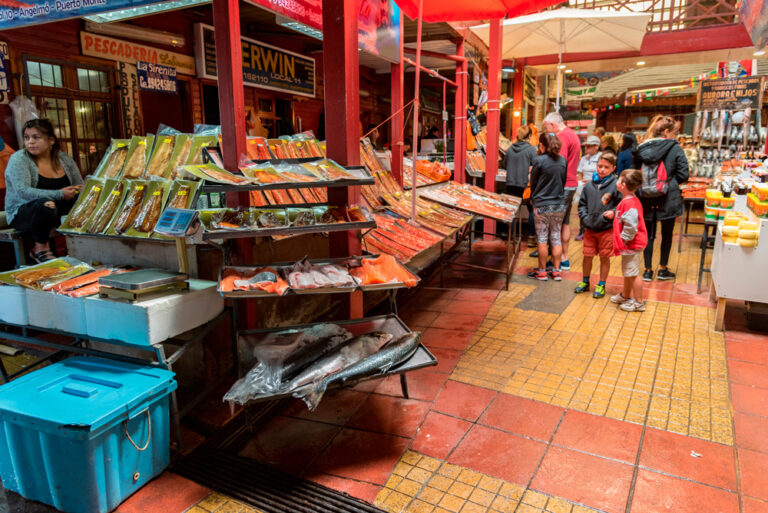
top-left (0, 357), bottom-right (176, 437)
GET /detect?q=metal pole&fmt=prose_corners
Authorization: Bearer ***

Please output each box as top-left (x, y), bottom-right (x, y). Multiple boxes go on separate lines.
top-left (411, 0), bottom-right (423, 223)
top-left (442, 81), bottom-right (447, 165)
top-left (556, 19), bottom-right (564, 110)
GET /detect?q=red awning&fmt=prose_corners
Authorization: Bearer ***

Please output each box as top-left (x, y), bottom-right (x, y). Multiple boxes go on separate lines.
top-left (395, 0), bottom-right (564, 22)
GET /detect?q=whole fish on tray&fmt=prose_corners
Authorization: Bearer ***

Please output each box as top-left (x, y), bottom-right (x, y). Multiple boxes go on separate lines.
top-left (286, 331), bottom-right (392, 394)
top-left (298, 332), bottom-right (421, 410)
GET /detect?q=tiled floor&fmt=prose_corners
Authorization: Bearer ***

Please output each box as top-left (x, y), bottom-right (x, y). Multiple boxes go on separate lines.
top-left (32, 210), bottom-right (765, 513)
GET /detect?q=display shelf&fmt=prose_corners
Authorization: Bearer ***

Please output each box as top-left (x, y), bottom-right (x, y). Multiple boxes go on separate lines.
top-left (218, 255), bottom-right (420, 298)
top-left (202, 217), bottom-right (376, 241)
top-left (234, 314), bottom-right (436, 405)
top-left (420, 182), bottom-right (521, 224)
top-left (201, 166), bottom-right (374, 193)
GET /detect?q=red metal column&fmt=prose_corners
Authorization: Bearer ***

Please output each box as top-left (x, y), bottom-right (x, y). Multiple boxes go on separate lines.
top-left (454, 39), bottom-right (465, 183)
top-left (322, 0), bottom-right (362, 317)
top-left (484, 19), bottom-right (502, 237)
top-left (390, 11), bottom-right (405, 185)
top-left (213, 0), bottom-right (247, 183)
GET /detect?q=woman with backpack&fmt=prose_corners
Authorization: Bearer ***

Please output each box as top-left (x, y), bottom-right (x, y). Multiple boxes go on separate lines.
top-left (633, 115), bottom-right (689, 282)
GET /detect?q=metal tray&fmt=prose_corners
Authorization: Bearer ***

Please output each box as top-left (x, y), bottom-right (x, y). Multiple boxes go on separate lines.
top-left (420, 184), bottom-right (519, 224)
top-left (236, 314), bottom-right (436, 404)
top-left (98, 268), bottom-right (188, 290)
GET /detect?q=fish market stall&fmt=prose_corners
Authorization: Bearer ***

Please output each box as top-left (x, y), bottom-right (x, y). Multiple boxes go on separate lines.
top-left (420, 181), bottom-right (523, 289)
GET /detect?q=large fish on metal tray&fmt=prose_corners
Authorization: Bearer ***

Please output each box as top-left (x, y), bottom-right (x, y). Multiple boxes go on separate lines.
top-left (286, 331), bottom-right (393, 394)
top-left (297, 332), bottom-right (421, 410)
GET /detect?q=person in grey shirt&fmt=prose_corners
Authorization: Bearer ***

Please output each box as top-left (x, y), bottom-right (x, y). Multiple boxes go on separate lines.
top-left (5, 119), bottom-right (82, 262)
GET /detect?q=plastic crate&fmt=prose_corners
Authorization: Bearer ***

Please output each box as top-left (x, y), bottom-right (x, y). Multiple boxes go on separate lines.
top-left (0, 357), bottom-right (177, 513)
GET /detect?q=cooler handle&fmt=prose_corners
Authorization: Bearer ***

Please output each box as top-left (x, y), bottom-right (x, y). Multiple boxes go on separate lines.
top-left (124, 409), bottom-right (151, 452)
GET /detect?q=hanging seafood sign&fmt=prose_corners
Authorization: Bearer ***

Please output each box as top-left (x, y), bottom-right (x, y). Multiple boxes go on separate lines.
top-left (697, 76), bottom-right (765, 112)
top-left (136, 61), bottom-right (177, 94)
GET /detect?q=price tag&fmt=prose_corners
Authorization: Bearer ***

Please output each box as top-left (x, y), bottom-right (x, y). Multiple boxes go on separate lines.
top-left (92, 187), bottom-right (101, 193)
top-left (116, 142), bottom-right (126, 148)
top-left (154, 208), bottom-right (198, 237)
top-left (111, 189), bottom-right (121, 196)
top-left (136, 185), bottom-right (145, 191)
top-left (138, 140), bottom-right (146, 146)
top-left (153, 190), bottom-right (162, 196)
top-left (177, 190), bottom-right (187, 196)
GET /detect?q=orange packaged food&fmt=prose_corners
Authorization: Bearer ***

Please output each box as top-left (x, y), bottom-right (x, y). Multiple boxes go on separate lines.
top-left (219, 267), bottom-right (289, 295)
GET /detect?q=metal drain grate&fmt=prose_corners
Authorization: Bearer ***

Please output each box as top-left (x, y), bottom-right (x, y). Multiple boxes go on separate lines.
top-left (173, 449), bottom-right (387, 513)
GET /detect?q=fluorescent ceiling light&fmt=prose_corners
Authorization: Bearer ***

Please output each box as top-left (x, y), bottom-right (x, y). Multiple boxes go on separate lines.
top-left (84, 0), bottom-right (210, 23)
top-left (84, 20), bottom-right (185, 47)
top-left (754, 50), bottom-right (765, 56)
top-left (502, 67), bottom-right (516, 72)
top-left (558, 64), bottom-right (566, 69)
top-left (276, 15), bottom-right (323, 40)
top-left (636, 61), bottom-right (646, 65)
top-left (565, 69), bottom-right (572, 73)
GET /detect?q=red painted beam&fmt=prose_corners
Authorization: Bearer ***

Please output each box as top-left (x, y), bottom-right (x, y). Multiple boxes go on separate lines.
top-left (391, 11), bottom-right (404, 185)
top-left (454, 39), bottom-right (466, 184)
top-left (485, 19), bottom-right (502, 237)
top-left (522, 24), bottom-right (753, 66)
top-left (322, 0), bottom-right (363, 318)
top-left (403, 47), bottom-right (467, 62)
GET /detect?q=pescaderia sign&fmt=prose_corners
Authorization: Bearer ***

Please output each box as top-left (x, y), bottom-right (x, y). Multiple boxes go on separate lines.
top-left (697, 76), bottom-right (765, 111)
top-left (80, 32), bottom-right (196, 76)
top-left (194, 23), bottom-right (315, 98)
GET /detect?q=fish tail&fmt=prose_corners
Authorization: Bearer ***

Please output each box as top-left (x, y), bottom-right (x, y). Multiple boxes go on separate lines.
top-left (294, 380), bottom-right (329, 411)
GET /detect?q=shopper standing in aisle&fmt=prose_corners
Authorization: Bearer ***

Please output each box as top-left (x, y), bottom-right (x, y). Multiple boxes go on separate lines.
top-left (617, 133), bottom-right (637, 175)
top-left (575, 151), bottom-right (619, 298)
top-left (503, 126), bottom-right (538, 240)
top-left (600, 134), bottom-right (618, 154)
top-left (633, 115), bottom-right (689, 281)
top-left (542, 112), bottom-right (580, 270)
top-left (528, 132), bottom-right (567, 281)
top-left (574, 135), bottom-right (602, 241)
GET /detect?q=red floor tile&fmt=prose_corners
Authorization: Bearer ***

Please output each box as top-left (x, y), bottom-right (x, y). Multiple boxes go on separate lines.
top-left (282, 389), bottom-right (370, 425)
top-left (307, 428), bottom-right (410, 485)
top-left (374, 369), bottom-right (448, 402)
top-left (727, 338), bottom-right (768, 366)
top-left (420, 328), bottom-right (475, 351)
top-left (645, 288), bottom-right (673, 302)
top-left (670, 291), bottom-right (715, 308)
top-left (432, 380), bottom-right (497, 421)
top-left (726, 330), bottom-right (768, 344)
top-left (740, 448), bottom-right (768, 501)
top-left (729, 360), bottom-right (768, 389)
top-left (416, 288), bottom-right (460, 301)
top-left (442, 299), bottom-right (493, 316)
top-left (552, 410), bottom-right (642, 464)
top-left (453, 288), bottom-right (500, 303)
top-left (731, 383), bottom-right (768, 416)
top-left (346, 393), bottom-right (431, 438)
top-left (305, 473), bottom-right (382, 503)
top-left (629, 469), bottom-right (739, 513)
top-left (238, 416), bottom-right (341, 475)
top-left (413, 297), bottom-right (453, 313)
top-left (448, 425), bottom-right (547, 485)
top-left (398, 309), bottom-right (440, 329)
top-left (478, 393), bottom-right (564, 441)
top-left (115, 473), bottom-right (210, 513)
top-left (639, 428), bottom-right (737, 490)
top-left (531, 447), bottom-right (633, 513)
top-left (430, 312), bottom-right (485, 331)
top-left (410, 411), bottom-right (472, 460)
top-left (735, 412), bottom-right (768, 454)
top-left (429, 347), bottom-right (463, 374)
top-left (744, 497), bottom-right (768, 513)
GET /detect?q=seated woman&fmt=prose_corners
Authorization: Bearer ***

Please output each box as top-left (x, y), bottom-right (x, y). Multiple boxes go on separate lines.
top-left (5, 119), bottom-right (82, 262)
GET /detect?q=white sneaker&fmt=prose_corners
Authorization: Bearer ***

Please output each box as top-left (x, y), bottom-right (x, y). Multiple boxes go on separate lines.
top-left (620, 299), bottom-right (646, 312)
top-left (610, 293), bottom-right (628, 304)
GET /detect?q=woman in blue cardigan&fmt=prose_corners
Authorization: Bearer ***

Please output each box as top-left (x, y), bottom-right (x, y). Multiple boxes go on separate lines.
top-left (616, 133), bottom-right (637, 175)
top-left (5, 119), bottom-right (82, 262)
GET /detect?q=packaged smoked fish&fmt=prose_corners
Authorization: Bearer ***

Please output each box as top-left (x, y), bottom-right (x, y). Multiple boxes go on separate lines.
top-left (107, 180), bottom-right (149, 236)
top-left (83, 179), bottom-right (126, 234)
top-left (125, 180), bottom-right (171, 238)
top-left (59, 177), bottom-right (107, 232)
top-left (144, 135), bottom-right (175, 178)
top-left (246, 136), bottom-right (274, 161)
top-left (124, 135), bottom-right (155, 179)
top-left (185, 135), bottom-right (218, 167)
top-left (167, 135), bottom-right (193, 180)
top-left (151, 180), bottom-right (201, 240)
top-left (94, 139), bottom-right (131, 179)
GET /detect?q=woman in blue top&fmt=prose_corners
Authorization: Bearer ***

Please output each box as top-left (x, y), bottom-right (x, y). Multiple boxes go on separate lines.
top-left (5, 119), bottom-right (83, 262)
top-left (616, 133), bottom-right (637, 175)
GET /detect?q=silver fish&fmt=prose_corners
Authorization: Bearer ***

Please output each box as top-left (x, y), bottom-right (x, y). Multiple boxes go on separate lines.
top-left (286, 331), bottom-right (393, 392)
top-left (299, 332), bottom-right (422, 410)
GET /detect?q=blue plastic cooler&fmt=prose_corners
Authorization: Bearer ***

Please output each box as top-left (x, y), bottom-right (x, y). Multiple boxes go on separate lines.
top-left (0, 357), bottom-right (177, 513)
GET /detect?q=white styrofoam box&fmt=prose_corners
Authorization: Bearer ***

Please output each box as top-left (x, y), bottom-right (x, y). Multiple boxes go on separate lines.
top-left (0, 285), bottom-right (28, 325)
top-left (84, 279), bottom-right (223, 347)
top-left (25, 289), bottom-right (88, 335)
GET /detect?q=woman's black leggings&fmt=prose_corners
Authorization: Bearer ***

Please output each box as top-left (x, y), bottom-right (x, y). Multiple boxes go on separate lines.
top-left (643, 214), bottom-right (676, 269)
top-left (10, 198), bottom-right (69, 244)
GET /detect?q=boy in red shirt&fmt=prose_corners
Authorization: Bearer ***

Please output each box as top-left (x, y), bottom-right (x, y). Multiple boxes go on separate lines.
top-left (605, 168), bottom-right (648, 312)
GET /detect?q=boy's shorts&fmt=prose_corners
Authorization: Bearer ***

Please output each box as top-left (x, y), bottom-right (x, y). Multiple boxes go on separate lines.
top-left (621, 252), bottom-right (641, 277)
top-left (583, 229), bottom-right (613, 257)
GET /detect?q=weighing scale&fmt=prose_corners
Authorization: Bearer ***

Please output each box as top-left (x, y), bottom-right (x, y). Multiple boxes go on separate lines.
top-left (98, 268), bottom-right (189, 301)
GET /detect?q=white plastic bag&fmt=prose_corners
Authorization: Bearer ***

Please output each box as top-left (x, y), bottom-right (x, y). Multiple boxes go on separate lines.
top-left (9, 95), bottom-right (38, 146)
